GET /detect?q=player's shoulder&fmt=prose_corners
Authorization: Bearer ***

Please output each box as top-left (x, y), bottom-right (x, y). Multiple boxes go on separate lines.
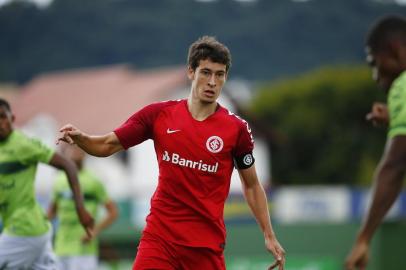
top-left (11, 130), bottom-right (28, 142)
top-left (389, 73), bottom-right (406, 108)
top-left (144, 99), bottom-right (184, 112)
top-left (218, 106), bottom-right (253, 143)
top-left (127, 99), bottom-right (184, 125)
top-left (219, 105), bottom-right (250, 128)
top-left (395, 70), bottom-right (406, 86)
top-left (12, 130), bottom-right (48, 149)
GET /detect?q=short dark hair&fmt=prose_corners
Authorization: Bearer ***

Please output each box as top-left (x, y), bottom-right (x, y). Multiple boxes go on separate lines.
top-left (366, 15), bottom-right (406, 52)
top-left (187, 36), bottom-right (232, 72)
top-left (0, 98), bottom-right (11, 112)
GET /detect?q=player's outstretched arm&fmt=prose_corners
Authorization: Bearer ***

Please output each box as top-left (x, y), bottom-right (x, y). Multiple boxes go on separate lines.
top-left (49, 152), bottom-right (95, 237)
top-left (57, 124), bottom-right (123, 157)
top-left (82, 199), bottom-right (119, 243)
top-left (238, 165), bottom-right (285, 270)
top-left (345, 135), bottom-right (406, 270)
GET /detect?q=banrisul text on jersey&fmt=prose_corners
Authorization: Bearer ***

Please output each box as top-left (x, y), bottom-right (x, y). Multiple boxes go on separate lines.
top-left (162, 150), bottom-right (219, 173)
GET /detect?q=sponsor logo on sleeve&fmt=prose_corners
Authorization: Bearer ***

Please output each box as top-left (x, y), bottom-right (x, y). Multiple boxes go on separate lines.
top-left (243, 154), bottom-right (253, 166)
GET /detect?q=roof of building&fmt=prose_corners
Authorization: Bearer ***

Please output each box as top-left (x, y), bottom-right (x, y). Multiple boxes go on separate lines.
top-left (12, 64), bottom-right (187, 134)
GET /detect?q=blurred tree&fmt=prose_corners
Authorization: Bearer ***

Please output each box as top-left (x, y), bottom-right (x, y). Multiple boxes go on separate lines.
top-left (251, 66), bottom-right (386, 186)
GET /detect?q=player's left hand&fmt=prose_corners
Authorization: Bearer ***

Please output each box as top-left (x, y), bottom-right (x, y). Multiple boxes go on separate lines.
top-left (265, 235), bottom-right (285, 270)
top-left (345, 239), bottom-right (369, 270)
top-left (81, 226), bottom-right (100, 243)
top-left (81, 231), bottom-right (95, 243)
top-left (77, 207), bottom-right (95, 238)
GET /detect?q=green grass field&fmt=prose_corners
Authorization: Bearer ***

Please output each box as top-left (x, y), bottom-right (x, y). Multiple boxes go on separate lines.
top-left (99, 221), bottom-right (406, 270)
top-left (100, 256), bottom-right (340, 270)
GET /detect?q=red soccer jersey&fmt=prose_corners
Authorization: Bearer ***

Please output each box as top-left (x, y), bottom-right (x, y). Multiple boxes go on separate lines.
top-left (114, 99), bottom-right (254, 251)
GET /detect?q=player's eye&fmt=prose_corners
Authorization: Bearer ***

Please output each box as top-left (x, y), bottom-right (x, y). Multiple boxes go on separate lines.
top-left (201, 70), bottom-right (210, 76)
top-left (216, 72), bottom-right (225, 79)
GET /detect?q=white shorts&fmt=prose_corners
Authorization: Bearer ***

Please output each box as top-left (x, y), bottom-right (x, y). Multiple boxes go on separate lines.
top-left (58, 255), bottom-right (97, 270)
top-left (0, 230), bottom-right (57, 270)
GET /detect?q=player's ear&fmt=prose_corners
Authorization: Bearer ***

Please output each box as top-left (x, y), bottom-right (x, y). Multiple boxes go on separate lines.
top-left (187, 66), bottom-right (195, 80)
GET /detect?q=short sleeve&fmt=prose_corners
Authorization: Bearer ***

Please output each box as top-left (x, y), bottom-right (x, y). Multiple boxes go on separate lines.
top-left (388, 73), bottom-right (406, 138)
top-left (20, 136), bottom-right (55, 165)
top-left (233, 119), bottom-right (255, 157)
top-left (114, 101), bottom-right (177, 150)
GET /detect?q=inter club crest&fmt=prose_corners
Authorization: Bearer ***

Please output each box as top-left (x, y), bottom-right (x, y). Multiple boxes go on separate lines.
top-left (206, 136), bottom-right (224, 153)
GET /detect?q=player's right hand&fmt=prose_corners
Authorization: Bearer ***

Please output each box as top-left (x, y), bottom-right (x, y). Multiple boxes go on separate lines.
top-left (57, 124), bottom-right (82, 145)
top-left (345, 239), bottom-right (369, 270)
top-left (366, 102), bottom-right (388, 127)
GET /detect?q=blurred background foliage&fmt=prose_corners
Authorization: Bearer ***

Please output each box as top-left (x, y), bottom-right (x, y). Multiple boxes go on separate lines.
top-left (251, 66), bottom-right (386, 185)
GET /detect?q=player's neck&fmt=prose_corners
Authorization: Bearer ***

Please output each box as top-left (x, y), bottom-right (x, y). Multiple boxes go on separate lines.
top-left (187, 97), bottom-right (218, 121)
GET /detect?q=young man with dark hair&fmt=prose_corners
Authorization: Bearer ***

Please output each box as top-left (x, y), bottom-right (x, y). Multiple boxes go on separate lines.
top-left (345, 15), bottom-right (406, 270)
top-left (57, 36), bottom-right (286, 270)
top-left (0, 98), bottom-right (94, 269)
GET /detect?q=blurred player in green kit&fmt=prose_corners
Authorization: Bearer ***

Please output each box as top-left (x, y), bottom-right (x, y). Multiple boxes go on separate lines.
top-left (345, 15), bottom-right (406, 270)
top-left (48, 144), bottom-right (118, 270)
top-left (0, 98), bottom-right (94, 269)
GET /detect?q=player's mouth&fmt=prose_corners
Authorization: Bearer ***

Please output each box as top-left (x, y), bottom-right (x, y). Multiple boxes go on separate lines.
top-left (203, 90), bottom-right (216, 97)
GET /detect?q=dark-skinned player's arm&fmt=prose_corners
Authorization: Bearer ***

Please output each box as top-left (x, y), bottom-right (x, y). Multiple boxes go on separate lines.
top-left (49, 152), bottom-right (95, 237)
top-left (56, 124), bottom-right (123, 157)
top-left (238, 164), bottom-right (285, 270)
top-left (345, 135), bottom-right (406, 270)
top-left (47, 201), bottom-right (57, 220)
top-left (82, 199), bottom-right (119, 243)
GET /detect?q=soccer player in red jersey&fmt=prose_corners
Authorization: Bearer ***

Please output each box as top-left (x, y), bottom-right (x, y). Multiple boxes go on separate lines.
top-left (57, 36), bottom-right (285, 270)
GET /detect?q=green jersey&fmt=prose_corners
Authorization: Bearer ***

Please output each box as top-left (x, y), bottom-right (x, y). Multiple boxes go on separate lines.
top-left (53, 168), bottom-right (108, 256)
top-left (0, 130), bottom-right (54, 236)
top-left (388, 71), bottom-right (406, 138)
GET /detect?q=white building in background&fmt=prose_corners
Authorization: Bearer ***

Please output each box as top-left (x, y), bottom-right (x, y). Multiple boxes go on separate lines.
top-left (11, 64), bottom-right (271, 227)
